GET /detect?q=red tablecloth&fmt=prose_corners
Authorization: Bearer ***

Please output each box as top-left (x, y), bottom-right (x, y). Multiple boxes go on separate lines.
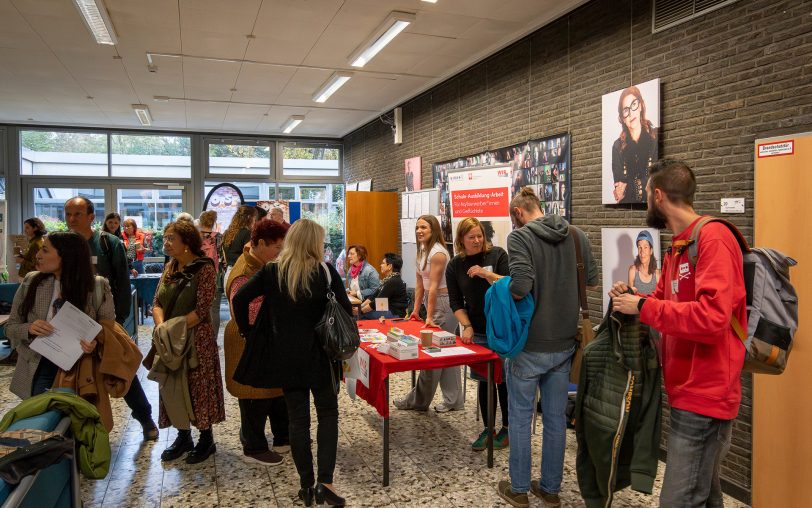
top-left (352, 319), bottom-right (502, 417)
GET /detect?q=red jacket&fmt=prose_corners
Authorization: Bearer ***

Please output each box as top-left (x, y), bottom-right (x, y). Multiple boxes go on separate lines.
top-left (639, 218), bottom-right (746, 420)
top-left (122, 230), bottom-right (145, 261)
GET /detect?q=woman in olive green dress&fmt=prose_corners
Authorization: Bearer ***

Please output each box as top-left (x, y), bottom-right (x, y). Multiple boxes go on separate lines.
top-left (152, 220), bottom-right (225, 465)
top-left (15, 218), bottom-right (46, 278)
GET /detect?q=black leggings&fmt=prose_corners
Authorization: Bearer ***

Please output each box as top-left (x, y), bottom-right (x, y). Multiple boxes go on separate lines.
top-left (478, 379), bottom-right (509, 429)
top-left (284, 380), bottom-right (339, 489)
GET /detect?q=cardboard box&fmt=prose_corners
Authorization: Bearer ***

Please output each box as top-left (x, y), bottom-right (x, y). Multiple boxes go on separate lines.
top-left (432, 331), bottom-right (457, 347)
top-left (387, 339), bottom-right (418, 360)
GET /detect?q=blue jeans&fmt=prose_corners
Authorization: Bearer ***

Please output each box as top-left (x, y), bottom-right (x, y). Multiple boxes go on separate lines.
top-left (660, 408), bottom-right (732, 508)
top-left (505, 346), bottom-right (575, 494)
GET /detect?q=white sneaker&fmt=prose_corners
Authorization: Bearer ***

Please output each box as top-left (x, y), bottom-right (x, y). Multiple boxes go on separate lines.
top-left (434, 402), bottom-right (462, 413)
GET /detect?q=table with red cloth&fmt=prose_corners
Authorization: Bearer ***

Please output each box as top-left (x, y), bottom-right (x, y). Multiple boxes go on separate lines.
top-left (351, 318), bottom-right (502, 486)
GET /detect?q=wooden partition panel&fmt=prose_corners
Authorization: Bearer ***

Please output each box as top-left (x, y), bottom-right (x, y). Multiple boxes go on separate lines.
top-left (752, 133), bottom-right (812, 507)
top-left (345, 191), bottom-right (399, 284)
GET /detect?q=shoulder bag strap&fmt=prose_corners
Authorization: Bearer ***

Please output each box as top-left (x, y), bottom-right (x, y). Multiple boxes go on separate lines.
top-left (570, 227), bottom-right (588, 320)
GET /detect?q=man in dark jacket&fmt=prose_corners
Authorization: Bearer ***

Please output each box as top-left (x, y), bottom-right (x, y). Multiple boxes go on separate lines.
top-left (65, 197), bottom-right (158, 441)
top-left (496, 187), bottom-right (597, 508)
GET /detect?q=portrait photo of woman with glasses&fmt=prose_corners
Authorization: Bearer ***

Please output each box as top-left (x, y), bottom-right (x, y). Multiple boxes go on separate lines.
top-left (601, 78), bottom-right (660, 204)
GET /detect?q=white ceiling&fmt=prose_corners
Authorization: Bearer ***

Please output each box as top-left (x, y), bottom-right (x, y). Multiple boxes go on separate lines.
top-left (0, 0), bottom-right (586, 138)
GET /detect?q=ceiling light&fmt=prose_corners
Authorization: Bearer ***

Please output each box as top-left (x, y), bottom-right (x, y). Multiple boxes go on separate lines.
top-left (282, 115), bottom-right (305, 134)
top-left (132, 104), bottom-right (152, 126)
top-left (421, 0), bottom-right (438, 3)
top-left (312, 72), bottom-right (353, 103)
top-left (348, 11), bottom-right (415, 68)
top-left (73, 0), bottom-right (118, 45)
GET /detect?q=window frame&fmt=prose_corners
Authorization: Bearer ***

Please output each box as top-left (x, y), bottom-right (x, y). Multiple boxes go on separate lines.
top-left (203, 136), bottom-right (275, 180)
top-left (277, 140), bottom-right (343, 184)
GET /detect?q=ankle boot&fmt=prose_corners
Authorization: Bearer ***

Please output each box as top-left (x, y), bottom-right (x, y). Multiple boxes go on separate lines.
top-left (315, 483), bottom-right (345, 506)
top-left (161, 429), bottom-right (193, 461)
top-left (298, 486), bottom-right (315, 506)
top-left (186, 429), bottom-right (216, 464)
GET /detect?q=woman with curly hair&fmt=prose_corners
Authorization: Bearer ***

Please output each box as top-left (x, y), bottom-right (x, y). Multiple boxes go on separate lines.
top-left (222, 205), bottom-right (258, 268)
top-left (611, 85), bottom-right (659, 204)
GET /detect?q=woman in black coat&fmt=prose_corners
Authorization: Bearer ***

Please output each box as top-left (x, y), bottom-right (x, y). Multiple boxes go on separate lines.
top-left (233, 219), bottom-right (351, 507)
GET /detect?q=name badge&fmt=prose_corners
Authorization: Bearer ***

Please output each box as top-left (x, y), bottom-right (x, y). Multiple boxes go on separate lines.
top-left (375, 298), bottom-right (389, 312)
top-left (671, 279), bottom-right (679, 294)
top-left (91, 256), bottom-right (98, 265)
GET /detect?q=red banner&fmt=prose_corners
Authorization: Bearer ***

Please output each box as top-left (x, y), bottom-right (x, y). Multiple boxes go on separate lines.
top-left (450, 187), bottom-right (509, 217)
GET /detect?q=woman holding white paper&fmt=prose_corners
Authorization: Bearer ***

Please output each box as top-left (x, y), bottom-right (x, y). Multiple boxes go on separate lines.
top-left (6, 232), bottom-right (115, 398)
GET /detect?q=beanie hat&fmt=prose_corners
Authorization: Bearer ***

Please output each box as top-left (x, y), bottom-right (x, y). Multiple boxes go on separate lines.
top-left (636, 230), bottom-right (654, 248)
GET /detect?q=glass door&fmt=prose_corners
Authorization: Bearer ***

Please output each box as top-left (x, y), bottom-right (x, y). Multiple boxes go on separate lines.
top-left (116, 186), bottom-right (186, 258)
top-left (26, 184), bottom-right (106, 231)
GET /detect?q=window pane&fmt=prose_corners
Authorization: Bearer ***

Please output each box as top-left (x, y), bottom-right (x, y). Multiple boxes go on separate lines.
top-left (208, 143), bottom-right (271, 176)
top-left (21, 131), bottom-right (108, 176)
top-left (34, 187), bottom-right (105, 231)
top-left (300, 186), bottom-right (326, 201)
top-left (0, 178), bottom-right (5, 201)
top-left (111, 134), bottom-right (191, 178)
top-left (204, 182), bottom-right (269, 202)
top-left (282, 145), bottom-right (340, 177)
top-left (117, 188), bottom-right (183, 257)
top-left (300, 184), bottom-right (344, 263)
top-left (277, 186), bottom-right (296, 200)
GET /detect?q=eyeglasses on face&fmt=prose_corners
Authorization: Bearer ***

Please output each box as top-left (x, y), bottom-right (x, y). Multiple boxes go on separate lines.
top-left (622, 98), bottom-right (641, 119)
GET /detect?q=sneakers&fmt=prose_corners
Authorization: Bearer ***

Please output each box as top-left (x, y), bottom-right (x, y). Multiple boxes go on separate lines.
top-left (494, 427), bottom-right (509, 450)
top-left (393, 398), bottom-right (413, 410)
top-left (142, 421), bottom-right (159, 442)
top-left (243, 449), bottom-right (284, 466)
top-left (471, 429), bottom-right (491, 451)
top-left (530, 480), bottom-right (561, 507)
top-left (433, 402), bottom-right (462, 413)
top-left (272, 443), bottom-right (290, 454)
top-left (496, 480), bottom-right (529, 508)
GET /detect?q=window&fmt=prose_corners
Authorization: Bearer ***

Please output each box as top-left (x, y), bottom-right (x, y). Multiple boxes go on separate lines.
top-left (208, 142), bottom-right (271, 176)
top-left (33, 187), bottom-right (105, 231)
top-left (277, 186), bottom-right (296, 200)
top-left (281, 144), bottom-right (340, 178)
top-left (111, 134), bottom-right (191, 178)
top-left (117, 188), bottom-right (183, 257)
top-left (20, 131), bottom-right (107, 176)
top-left (204, 182), bottom-right (273, 203)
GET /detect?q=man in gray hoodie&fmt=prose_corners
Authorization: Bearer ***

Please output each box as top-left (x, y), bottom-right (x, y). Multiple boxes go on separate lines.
top-left (497, 187), bottom-right (597, 508)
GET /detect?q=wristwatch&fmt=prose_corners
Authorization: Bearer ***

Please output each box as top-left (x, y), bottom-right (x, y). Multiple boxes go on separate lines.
top-left (637, 297), bottom-right (647, 312)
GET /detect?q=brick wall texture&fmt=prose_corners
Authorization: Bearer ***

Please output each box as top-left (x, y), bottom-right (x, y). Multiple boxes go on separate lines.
top-left (342, 0), bottom-right (812, 500)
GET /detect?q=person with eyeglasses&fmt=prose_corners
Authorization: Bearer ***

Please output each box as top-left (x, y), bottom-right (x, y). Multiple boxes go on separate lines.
top-left (611, 85), bottom-right (659, 204)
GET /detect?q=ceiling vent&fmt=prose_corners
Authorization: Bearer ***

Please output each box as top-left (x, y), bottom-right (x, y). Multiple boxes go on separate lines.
top-left (652, 0), bottom-right (740, 33)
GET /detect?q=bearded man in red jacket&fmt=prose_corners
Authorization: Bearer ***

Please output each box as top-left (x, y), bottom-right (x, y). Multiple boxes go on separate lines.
top-left (610, 159), bottom-right (746, 508)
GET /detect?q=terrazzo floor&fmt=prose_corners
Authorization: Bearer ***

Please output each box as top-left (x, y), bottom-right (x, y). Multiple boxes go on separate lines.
top-left (0, 307), bottom-right (751, 507)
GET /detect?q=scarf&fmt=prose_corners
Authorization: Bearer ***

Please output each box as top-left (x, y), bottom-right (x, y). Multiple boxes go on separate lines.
top-left (349, 261), bottom-right (364, 279)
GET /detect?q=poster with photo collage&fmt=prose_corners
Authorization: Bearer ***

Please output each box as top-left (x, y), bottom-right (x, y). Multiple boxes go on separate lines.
top-left (432, 133), bottom-right (571, 243)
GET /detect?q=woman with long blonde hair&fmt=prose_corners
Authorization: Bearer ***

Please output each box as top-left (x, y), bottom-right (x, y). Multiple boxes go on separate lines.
top-left (233, 219), bottom-right (351, 506)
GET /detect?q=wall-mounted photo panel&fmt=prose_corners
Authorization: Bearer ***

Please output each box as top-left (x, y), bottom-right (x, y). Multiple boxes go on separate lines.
top-left (601, 227), bottom-right (661, 313)
top-left (405, 156), bottom-right (421, 191)
top-left (601, 78), bottom-right (660, 205)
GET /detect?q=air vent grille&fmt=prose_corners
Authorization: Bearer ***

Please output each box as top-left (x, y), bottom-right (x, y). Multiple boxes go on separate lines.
top-left (652, 0), bottom-right (740, 33)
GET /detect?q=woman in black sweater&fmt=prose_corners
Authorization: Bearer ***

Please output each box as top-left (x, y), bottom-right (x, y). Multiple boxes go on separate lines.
top-left (446, 218), bottom-right (510, 452)
top-left (359, 252), bottom-right (408, 319)
top-left (233, 219), bottom-right (350, 507)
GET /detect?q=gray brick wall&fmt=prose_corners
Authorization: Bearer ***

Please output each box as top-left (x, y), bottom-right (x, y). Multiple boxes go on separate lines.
top-left (342, 0), bottom-right (812, 500)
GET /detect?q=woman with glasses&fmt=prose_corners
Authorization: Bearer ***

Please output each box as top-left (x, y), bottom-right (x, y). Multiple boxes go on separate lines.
top-left (611, 85), bottom-right (659, 204)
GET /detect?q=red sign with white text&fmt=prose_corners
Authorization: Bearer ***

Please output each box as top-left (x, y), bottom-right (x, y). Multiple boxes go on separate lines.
top-left (450, 187), bottom-right (509, 217)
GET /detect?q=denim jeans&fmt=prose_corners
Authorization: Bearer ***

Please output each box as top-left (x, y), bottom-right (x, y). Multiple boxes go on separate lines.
top-left (505, 346), bottom-right (575, 494)
top-left (660, 408), bottom-right (732, 508)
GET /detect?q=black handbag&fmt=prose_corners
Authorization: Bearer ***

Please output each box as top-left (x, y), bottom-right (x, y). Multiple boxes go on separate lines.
top-left (233, 296), bottom-right (278, 389)
top-left (315, 263), bottom-right (360, 362)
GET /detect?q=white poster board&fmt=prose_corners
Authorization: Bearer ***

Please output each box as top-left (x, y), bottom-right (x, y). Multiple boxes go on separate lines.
top-left (601, 227), bottom-right (661, 313)
top-left (447, 165), bottom-right (513, 249)
top-left (400, 189), bottom-right (439, 289)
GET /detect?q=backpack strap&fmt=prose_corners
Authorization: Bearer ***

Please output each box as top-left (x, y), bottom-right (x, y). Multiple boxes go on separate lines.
top-left (569, 227), bottom-right (588, 320)
top-left (686, 216), bottom-right (751, 269)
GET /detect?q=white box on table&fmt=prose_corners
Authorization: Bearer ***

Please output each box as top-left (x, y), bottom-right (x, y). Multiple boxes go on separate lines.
top-left (432, 331), bottom-right (457, 347)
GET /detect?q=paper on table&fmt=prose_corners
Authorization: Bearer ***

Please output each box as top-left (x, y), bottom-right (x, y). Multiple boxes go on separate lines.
top-left (29, 301), bottom-right (102, 371)
top-left (422, 346), bottom-right (476, 358)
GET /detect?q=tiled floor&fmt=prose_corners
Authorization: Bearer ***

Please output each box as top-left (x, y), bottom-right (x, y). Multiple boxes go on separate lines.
top-left (0, 315), bottom-right (751, 507)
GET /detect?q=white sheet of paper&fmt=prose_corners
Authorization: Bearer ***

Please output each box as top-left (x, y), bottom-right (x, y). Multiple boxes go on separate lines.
top-left (407, 194), bottom-right (415, 218)
top-left (375, 298), bottom-right (389, 312)
top-left (401, 197), bottom-right (408, 218)
top-left (29, 301), bottom-right (102, 371)
top-left (420, 192), bottom-right (429, 215)
top-left (422, 346), bottom-right (476, 358)
top-left (400, 219), bottom-right (413, 243)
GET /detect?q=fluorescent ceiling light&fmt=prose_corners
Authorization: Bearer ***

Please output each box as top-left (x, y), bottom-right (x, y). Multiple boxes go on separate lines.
top-left (421, 0), bottom-right (438, 3)
top-left (132, 104), bottom-right (151, 126)
top-left (282, 115), bottom-right (305, 134)
top-left (73, 0), bottom-right (118, 45)
top-left (348, 11), bottom-right (416, 68)
top-left (312, 72), bottom-right (353, 103)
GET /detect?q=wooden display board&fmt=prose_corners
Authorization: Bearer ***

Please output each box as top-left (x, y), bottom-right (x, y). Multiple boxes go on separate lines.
top-left (752, 132), bottom-right (811, 507)
top-left (345, 191), bottom-right (399, 287)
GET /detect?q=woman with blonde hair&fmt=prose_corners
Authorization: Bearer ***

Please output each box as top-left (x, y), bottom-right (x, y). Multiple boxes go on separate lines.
top-left (222, 205), bottom-right (258, 267)
top-left (233, 219), bottom-right (351, 506)
top-left (446, 217), bottom-right (510, 450)
top-left (395, 214), bottom-right (464, 413)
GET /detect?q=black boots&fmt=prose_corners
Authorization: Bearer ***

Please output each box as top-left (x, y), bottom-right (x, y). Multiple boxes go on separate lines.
top-left (315, 483), bottom-right (345, 506)
top-left (161, 429), bottom-right (193, 461)
top-left (298, 487), bottom-right (314, 506)
top-left (185, 429), bottom-right (216, 464)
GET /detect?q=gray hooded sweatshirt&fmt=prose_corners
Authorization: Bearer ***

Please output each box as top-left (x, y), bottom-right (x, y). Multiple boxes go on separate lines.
top-left (507, 215), bottom-right (597, 353)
